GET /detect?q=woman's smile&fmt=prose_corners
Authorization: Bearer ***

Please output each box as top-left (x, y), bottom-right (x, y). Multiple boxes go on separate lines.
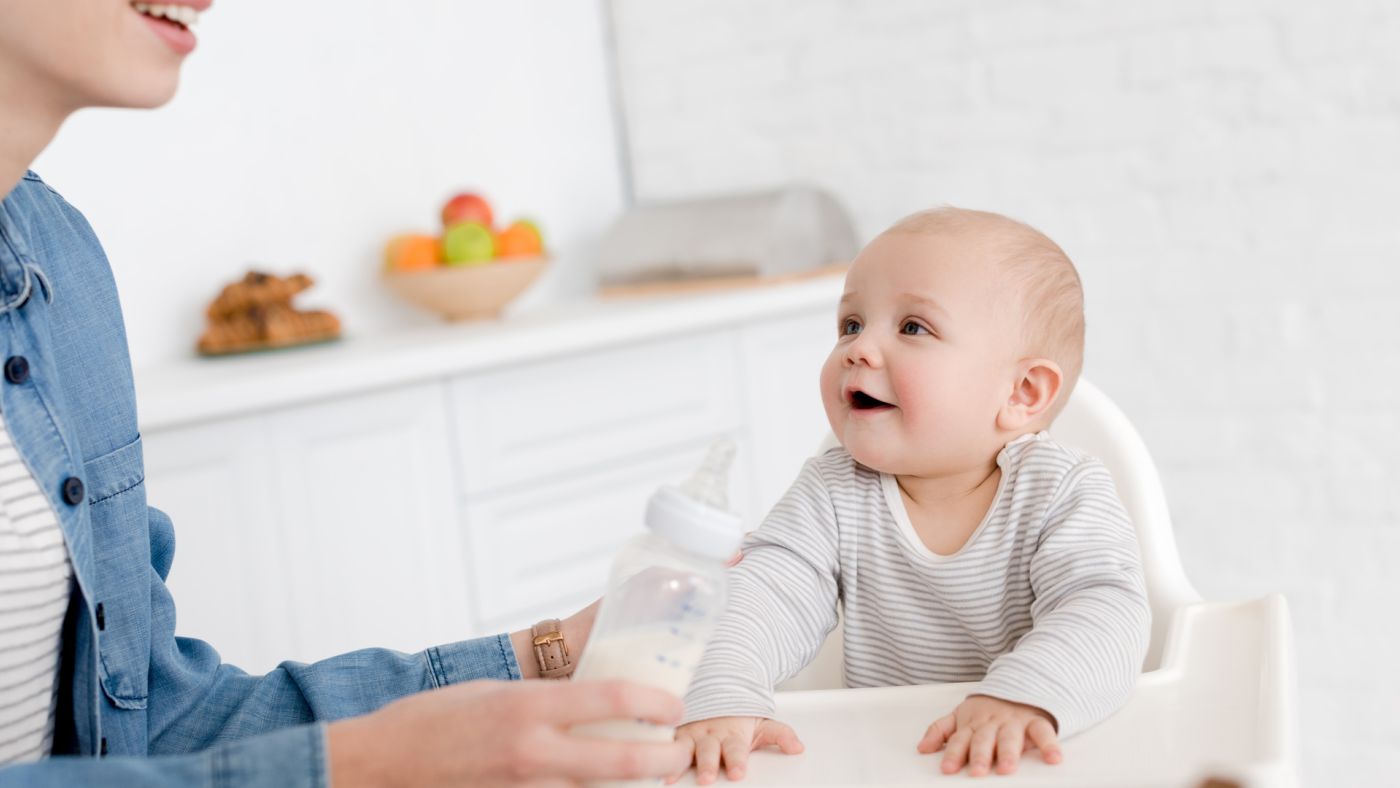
top-left (130, 1), bottom-right (208, 56)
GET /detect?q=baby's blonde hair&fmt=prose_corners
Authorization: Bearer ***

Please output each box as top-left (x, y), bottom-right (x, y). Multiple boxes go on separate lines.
top-left (889, 207), bottom-right (1085, 424)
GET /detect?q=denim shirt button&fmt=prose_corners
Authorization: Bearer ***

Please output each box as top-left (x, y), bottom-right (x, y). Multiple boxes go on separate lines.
top-left (95, 602), bottom-right (106, 631)
top-left (62, 476), bottom-right (84, 506)
top-left (3, 356), bottom-right (29, 385)
top-left (100, 737), bottom-right (108, 757)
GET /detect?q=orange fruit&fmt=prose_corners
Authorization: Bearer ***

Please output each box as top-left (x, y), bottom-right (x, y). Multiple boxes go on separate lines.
top-left (494, 219), bottom-right (544, 259)
top-left (384, 233), bottom-right (441, 272)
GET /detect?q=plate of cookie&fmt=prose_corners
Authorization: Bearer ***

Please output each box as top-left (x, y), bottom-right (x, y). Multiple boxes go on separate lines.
top-left (196, 271), bottom-right (341, 357)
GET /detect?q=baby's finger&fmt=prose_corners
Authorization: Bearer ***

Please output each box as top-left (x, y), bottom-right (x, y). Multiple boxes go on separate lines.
top-left (917, 714), bottom-right (956, 754)
top-left (995, 724), bottom-right (1026, 775)
top-left (967, 723), bottom-right (999, 777)
top-left (940, 727), bottom-right (973, 774)
top-left (666, 732), bottom-right (698, 785)
top-left (1027, 718), bottom-right (1063, 765)
top-left (694, 736), bottom-right (722, 785)
top-left (753, 720), bottom-right (805, 755)
top-left (720, 734), bottom-right (751, 781)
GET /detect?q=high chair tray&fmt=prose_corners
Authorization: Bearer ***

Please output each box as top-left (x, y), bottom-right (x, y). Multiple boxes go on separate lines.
top-left (675, 595), bottom-right (1297, 787)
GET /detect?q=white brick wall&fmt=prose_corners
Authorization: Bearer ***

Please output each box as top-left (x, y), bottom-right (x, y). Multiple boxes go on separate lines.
top-left (608, 1), bottom-right (1399, 783)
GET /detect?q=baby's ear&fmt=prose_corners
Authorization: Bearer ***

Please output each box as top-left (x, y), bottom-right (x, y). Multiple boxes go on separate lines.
top-left (997, 360), bottom-right (1063, 431)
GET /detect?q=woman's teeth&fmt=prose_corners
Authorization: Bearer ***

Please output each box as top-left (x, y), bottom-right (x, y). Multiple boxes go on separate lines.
top-left (132, 3), bottom-right (200, 28)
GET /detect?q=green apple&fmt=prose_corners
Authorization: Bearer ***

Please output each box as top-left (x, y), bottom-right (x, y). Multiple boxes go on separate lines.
top-left (442, 221), bottom-right (495, 266)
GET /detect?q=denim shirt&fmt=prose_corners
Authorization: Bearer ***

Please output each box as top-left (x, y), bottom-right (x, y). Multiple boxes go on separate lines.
top-left (0, 172), bottom-right (522, 787)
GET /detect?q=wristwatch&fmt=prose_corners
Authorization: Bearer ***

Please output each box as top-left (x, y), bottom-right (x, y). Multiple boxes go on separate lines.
top-left (530, 618), bottom-right (575, 679)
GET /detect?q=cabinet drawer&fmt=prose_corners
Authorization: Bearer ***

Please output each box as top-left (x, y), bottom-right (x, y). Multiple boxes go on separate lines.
top-left (449, 333), bottom-right (740, 494)
top-left (462, 440), bottom-right (750, 632)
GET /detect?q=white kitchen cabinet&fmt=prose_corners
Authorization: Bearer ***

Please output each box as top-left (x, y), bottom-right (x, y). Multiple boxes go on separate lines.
top-left (266, 384), bottom-right (470, 664)
top-left (737, 313), bottom-right (838, 513)
top-left (142, 415), bottom-right (296, 672)
top-left (461, 437), bottom-right (753, 635)
top-left (145, 384), bottom-right (467, 672)
top-left (137, 279), bottom-right (842, 672)
top-left (448, 331), bottom-right (741, 495)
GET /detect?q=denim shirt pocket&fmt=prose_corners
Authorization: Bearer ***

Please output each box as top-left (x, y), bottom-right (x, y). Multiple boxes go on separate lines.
top-left (83, 435), bottom-right (152, 710)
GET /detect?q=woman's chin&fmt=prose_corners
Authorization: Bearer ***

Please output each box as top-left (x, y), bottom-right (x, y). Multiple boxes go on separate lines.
top-left (106, 71), bottom-right (182, 109)
top-left (81, 47), bottom-right (185, 110)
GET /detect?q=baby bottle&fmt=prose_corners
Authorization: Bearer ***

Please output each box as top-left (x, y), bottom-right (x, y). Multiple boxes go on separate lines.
top-left (570, 440), bottom-right (743, 762)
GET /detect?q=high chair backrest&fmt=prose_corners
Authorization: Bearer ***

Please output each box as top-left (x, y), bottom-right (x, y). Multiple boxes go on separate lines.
top-left (1043, 377), bottom-right (1199, 670)
top-left (780, 378), bottom-right (1197, 691)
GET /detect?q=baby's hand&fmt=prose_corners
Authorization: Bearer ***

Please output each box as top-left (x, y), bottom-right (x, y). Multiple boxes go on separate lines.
top-left (916, 695), bottom-right (1062, 777)
top-left (670, 716), bottom-right (804, 784)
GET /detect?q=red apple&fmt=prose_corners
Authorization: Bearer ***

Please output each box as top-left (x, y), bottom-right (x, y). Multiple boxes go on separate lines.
top-left (441, 193), bottom-right (494, 230)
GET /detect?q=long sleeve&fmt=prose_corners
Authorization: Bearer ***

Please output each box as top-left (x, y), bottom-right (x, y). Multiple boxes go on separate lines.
top-left (974, 461), bottom-right (1151, 738)
top-left (682, 459), bottom-right (842, 723)
top-left (0, 725), bottom-right (325, 788)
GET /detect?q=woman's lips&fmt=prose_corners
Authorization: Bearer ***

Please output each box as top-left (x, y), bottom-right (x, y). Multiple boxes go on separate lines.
top-left (136, 9), bottom-right (198, 56)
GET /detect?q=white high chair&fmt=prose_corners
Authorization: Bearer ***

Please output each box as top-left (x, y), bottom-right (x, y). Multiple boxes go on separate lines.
top-left (691, 379), bottom-right (1300, 788)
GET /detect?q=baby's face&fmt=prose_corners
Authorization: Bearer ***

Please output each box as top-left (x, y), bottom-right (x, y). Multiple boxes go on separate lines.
top-left (820, 229), bottom-right (1024, 476)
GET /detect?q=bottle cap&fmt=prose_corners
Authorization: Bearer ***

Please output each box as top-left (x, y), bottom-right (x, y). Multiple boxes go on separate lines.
top-left (645, 439), bottom-right (743, 560)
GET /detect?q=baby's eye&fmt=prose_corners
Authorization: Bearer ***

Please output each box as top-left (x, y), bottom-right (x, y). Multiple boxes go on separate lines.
top-left (841, 318), bottom-right (862, 336)
top-left (901, 320), bottom-right (930, 336)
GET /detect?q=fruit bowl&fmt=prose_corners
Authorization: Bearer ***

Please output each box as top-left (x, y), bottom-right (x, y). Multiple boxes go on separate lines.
top-left (383, 257), bottom-right (548, 321)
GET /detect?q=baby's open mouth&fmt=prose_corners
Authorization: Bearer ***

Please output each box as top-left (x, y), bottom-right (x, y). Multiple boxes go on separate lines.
top-left (131, 3), bottom-right (200, 31)
top-left (850, 390), bottom-right (894, 411)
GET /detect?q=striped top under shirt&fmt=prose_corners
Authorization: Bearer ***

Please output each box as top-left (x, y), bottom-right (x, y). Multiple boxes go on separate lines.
top-left (683, 431), bottom-right (1151, 739)
top-left (0, 412), bottom-right (72, 764)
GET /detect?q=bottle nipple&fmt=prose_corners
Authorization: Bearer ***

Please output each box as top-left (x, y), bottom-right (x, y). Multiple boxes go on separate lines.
top-left (644, 438), bottom-right (742, 560)
top-left (677, 438), bottom-right (736, 510)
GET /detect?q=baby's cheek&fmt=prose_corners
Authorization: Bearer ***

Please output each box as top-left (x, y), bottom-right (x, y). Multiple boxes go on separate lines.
top-left (905, 371), bottom-right (971, 420)
top-left (818, 351), bottom-right (841, 388)
top-left (892, 378), bottom-right (936, 424)
top-left (818, 360), bottom-right (842, 414)
top-left (819, 391), bottom-right (844, 441)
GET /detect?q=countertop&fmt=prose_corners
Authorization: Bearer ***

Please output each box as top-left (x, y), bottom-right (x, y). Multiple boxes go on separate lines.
top-left (133, 275), bottom-right (843, 432)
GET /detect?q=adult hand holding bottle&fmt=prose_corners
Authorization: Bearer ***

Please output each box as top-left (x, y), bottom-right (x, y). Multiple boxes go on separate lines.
top-left (327, 678), bottom-right (691, 787)
top-left (329, 544), bottom-right (743, 787)
top-left (328, 598), bottom-right (688, 786)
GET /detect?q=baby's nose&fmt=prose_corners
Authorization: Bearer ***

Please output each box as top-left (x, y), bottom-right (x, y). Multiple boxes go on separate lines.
top-left (845, 334), bottom-right (881, 366)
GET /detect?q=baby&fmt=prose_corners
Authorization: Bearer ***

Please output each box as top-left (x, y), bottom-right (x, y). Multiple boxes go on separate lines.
top-left (674, 207), bottom-right (1150, 781)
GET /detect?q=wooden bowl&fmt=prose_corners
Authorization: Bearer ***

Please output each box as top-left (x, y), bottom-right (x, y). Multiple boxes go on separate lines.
top-left (383, 257), bottom-right (547, 321)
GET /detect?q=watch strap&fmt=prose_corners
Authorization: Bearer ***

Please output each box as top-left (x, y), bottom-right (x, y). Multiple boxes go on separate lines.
top-left (530, 618), bottom-right (574, 679)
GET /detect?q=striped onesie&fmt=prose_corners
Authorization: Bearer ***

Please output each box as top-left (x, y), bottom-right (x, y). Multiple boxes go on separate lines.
top-left (683, 431), bottom-right (1150, 739)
